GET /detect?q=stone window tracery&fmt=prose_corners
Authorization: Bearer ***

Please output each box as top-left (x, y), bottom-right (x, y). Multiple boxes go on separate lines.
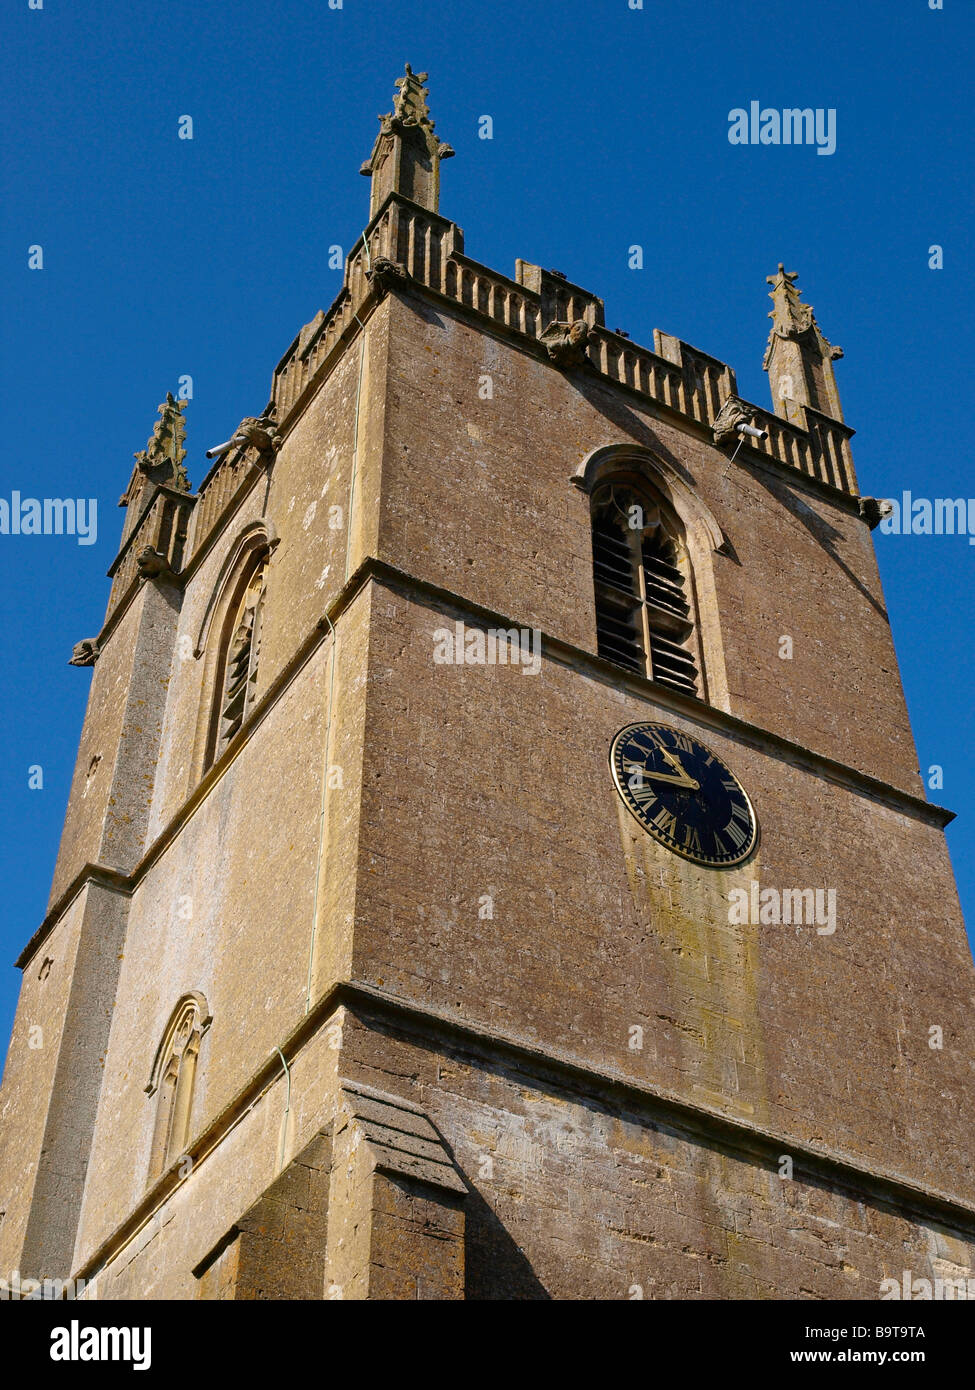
top-left (205, 556), bottom-right (267, 769)
top-left (146, 994), bottom-right (209, 1184)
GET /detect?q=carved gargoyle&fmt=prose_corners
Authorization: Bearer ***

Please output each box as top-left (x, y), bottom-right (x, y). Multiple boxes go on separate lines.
top-left (136, 546), bottom-right (176, 583)
top-left (205, 405), bottom-right (282, 464)
top-left (367, 257), bottom-right (408, 296)
top-left (859, 497), bottom-right (894, 530)
top-left (68, 638), bottom-right (99, 667)
top-left (540, 319), bottom-right (591, 368)
top-left (233, 410), bottom-right (282, 459)
top-left (713, 395), bottom-right (761, 447)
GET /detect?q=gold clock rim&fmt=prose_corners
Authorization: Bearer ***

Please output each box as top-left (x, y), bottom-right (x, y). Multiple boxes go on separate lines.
top-left (608, 720), bottom-right (760, 869)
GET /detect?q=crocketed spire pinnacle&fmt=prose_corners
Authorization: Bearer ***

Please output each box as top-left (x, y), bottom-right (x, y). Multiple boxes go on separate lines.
top-left (763, 264), bottom-right (845, 425)
top-left (359, 65), bottom-right (454, 220)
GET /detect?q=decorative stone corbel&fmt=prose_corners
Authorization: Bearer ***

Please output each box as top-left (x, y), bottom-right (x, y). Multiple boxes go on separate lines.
top-left (68, 639), bottom-right (99, 667)
top-left (713, 394), bottom-right (761, 447)
top-left (540, 319), bottom-right (591, 368)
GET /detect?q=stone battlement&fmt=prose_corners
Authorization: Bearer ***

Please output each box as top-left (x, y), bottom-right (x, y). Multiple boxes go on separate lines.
top-left (269, 192), bottom-right (857, 502)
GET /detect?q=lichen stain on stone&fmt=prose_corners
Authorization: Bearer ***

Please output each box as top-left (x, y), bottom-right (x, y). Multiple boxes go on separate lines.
top-left (616, 802), bottom-right (769, 1131)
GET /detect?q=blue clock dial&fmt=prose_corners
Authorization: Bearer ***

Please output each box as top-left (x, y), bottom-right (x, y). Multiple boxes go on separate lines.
top-left (610, 722), bottom-right (758, 867)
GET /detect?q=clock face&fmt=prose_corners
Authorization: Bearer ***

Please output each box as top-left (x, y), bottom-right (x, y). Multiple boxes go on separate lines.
top-left (610, 721), bottom-right (758, 867)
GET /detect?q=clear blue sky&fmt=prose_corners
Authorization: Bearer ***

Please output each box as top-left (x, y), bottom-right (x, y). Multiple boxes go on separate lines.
top-left (1, 0), bottom-right (972, 1048)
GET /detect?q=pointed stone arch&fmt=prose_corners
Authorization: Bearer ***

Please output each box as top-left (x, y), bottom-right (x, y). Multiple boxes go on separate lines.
top-left (572, 444), bottom-right (731, 711)
top-left (146, 992), bottom-right (211, 1184)
top-left (571, 444), bottom-right (727, 555)
top-left (191, 523), bottom-right (274, 777)
top-left (193, 521), bottom-right (274, 660)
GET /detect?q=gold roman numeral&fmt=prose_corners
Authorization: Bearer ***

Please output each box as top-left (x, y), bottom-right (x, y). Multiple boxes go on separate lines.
top-left (650, 806), bottom-right (677, 836)
top-left (631, 733), bottom-right (661, 755)
top-left (724, 816), bottom-right (749, 849)
top-left (682, 826), bottom-right (703, 854)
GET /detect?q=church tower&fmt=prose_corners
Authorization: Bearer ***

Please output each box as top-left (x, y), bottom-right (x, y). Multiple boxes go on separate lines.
top-left (2, 68), bottom-right (973, 1300)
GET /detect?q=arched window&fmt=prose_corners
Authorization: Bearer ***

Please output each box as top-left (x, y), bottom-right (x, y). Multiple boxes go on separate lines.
top-left (145, 994), bottom-right (210, 1184)
top-left (591, 480), bottom-right (701, 696)
top-left (206, 555), bottom-right (267, 768)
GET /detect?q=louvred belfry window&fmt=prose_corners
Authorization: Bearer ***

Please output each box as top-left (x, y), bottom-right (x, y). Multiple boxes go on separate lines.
top-left (216, 563), bottom-right (266, 757)
top-left (591, 483), bottom-right (700, 696)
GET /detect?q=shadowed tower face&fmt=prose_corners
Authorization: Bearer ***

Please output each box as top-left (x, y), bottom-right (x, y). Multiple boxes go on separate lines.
top-left (1, 67), bottom-right (973, 1302)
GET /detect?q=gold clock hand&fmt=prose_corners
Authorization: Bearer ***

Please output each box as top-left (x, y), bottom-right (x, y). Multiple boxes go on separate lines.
top-left (644, 768), bottom-right (701, 791)
top-left (659, 748), bottom-right (701, 790)
top-left (624, 757), bottom-right (700, 792)
top-left (660, 747), bottom-right (694, 780)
